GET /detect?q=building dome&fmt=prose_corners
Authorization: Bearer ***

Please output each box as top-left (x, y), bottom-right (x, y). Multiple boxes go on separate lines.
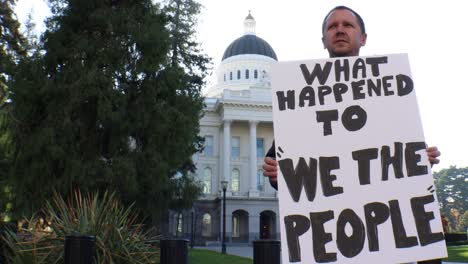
top-left (222, 35), bottom-right (278, 61)
top-left (205, 11), bottom-right (278, 97)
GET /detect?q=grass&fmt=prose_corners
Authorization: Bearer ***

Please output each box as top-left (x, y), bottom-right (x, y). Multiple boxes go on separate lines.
top-left (164, 246), bottom-right (468, 264)
top-left (189, 249), bottom-right (252, 264)
top-left (444, 245), bottom-right (468, 262)
top-left (187, 246), bottom-right (468, 264)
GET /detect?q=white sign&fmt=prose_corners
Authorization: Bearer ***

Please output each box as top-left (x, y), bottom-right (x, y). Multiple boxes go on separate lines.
top-left (271, 54), bottom-right (447, 264)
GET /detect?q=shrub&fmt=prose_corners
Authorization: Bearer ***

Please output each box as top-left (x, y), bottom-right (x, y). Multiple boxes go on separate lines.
top-left (2, 191), bottom-right (159, 263)
top-left (445, 232), bottom-right (468, 246)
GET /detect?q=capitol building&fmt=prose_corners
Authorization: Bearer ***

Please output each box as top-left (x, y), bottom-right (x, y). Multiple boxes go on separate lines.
top-left (169, 12), bottom-right (279, 245)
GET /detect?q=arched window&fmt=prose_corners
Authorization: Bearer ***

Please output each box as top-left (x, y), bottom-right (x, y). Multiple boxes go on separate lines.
top-left (245, 69), bottom-right (249, 79)
top-left (203, 168), bottom-right (212, 194)
top-left (254, 70), bottom-right (258, 79)
top-left (232, 214), bottom-right (240, 238)
top-left (176, 213), bottom-right (183, 236)
top-left (231, 169), bottom-right (240, 192)
top-left (257, 170), bottom-right (264, 191)
top-left (237, 70), bottom-right (241, 79)
top-left (202, 213), bottom-right (212, 237)
top-left (230, 72), bottom-right (233, 80)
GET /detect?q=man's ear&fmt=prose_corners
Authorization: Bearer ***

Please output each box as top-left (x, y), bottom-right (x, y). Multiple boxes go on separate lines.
top-left (360, 33), bottom-right (367, 47)
top-left (322, 37), bottom-right (326, 49)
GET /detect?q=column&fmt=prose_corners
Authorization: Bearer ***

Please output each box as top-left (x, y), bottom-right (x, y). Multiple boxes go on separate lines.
top-left (223, 120), bottom-right (231, 192)
top-left (249, 121), bottom-right (259, 197)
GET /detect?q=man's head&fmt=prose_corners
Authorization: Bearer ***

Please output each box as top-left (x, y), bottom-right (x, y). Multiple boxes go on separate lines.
top-left (322, 6), bottom-right (367, 58)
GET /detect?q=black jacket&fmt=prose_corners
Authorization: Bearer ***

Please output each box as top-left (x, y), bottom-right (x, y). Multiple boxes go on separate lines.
top-left (265, 141), bottom-right (278, 190)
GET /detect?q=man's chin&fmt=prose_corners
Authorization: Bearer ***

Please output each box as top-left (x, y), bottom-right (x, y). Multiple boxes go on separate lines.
top-left (330, 49), bottom-right (352, 57)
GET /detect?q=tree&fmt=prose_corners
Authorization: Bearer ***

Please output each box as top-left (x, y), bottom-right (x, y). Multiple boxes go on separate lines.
top-left (6, 0), bottom-right (208, 223)
top-left (170, 173), bottom-right (203, 211)
top-left (434, 166), bottom-right (468, 232)
top-left (459, 211), bottom-right (468, 233)
top-left (22, 11), bottom-right (40, 55)
top-left (0, 0), bottom-right (26, 103)
top-left (0, 0), bottom-right (28, 222)
top-left (163, 0), bottom-right (209, 70)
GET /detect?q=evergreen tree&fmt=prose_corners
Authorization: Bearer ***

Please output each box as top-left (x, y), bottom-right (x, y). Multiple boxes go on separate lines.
top-left (22, 11), bottom-right (40, 55)
top-left (434, 166), bottom-right (468, 232)
top-left (7, 0), bottom-right (208, 222)
top-left (0, 0), bottom-right (26, 102)
top-left (163, 0), bottom-right (209, 70)
top-left (0, 0), bottom-right (27, 220)
top-left (459, 210), bottom-right (468, 232)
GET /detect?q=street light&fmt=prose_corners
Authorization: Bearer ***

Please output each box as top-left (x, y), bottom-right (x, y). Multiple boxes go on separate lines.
top-left (221, 180), bottom-right (228, 254)
top-left (190, 207), bottom-right (195, 248)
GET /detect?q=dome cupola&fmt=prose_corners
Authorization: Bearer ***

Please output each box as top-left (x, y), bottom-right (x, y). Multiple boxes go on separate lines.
top-left (206, 12), bottom-right (278, 97)
top-left (221, 12), bottom-right (277, 61)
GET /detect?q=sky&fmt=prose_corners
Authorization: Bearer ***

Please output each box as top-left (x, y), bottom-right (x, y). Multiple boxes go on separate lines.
top-left (14, 0), bottom-right (468, 171)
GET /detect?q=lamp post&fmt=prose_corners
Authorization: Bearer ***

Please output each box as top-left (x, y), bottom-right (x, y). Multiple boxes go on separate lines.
top-left (190, 207), bottom-right (195, 248)
top-left (221, 180), bottom-right (228, 254)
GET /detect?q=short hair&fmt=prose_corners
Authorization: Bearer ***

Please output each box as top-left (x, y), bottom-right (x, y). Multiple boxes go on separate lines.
top-left (322, 6), bottom-right (366, 35)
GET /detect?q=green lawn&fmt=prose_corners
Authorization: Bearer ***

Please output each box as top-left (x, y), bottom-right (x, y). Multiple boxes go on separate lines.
top-left (186, 246), bottom-right (468, 264)
top-left (444, 245), bottom-right (468, 262)
top-left (189, 249), bottom-right (252, 264)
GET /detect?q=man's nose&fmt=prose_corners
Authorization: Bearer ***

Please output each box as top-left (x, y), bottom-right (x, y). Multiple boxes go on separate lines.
top-left (336, 24), bottom-right (345, 33)
top-left (335, 24), bottom-right (346, 36)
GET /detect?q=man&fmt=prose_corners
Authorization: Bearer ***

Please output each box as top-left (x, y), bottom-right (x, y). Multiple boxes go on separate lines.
top-left (263, 6), bottom-right (442, 264)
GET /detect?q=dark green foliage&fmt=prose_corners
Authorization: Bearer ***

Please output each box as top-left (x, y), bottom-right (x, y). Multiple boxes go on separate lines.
top-left (434, 166), bottom-right (468, 232)
top-left (0, 0), bottom-right (25, 110)
top-left (0, 0), bottom-right (26, 80)
top-left (170, 174), bottom-right (203, 211)
top-left (460, 211), bottom-right (468, 232)
top-left (163, 0), bottom-right (210, 70)
top-left (0, 0), bottom-right (27, 222)
top-left (444, 233), bottom-right (468, 245)
top-left (5, 0), bottom-right (208, 222)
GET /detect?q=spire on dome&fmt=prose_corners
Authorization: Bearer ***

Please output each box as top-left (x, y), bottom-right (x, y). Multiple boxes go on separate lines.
top-left (244, 10), bottom-right (256, 35)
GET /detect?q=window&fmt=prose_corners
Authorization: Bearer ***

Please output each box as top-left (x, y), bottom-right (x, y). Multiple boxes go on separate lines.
top-left (231, 169), bottom-right (240, 192)
top-left (231, 136), bottom-right (240, 158)
top-left (257, 170), bottom-right (264, 191)
top-left (232, 215), bottom-right (240, 238)
top-left (176, 213), bottom-right (183, 236)
top-left (256, 138), bottom-right (264, 158)
top-left (230, 72), bottom-right (232, 80)
top-left (237, 70), bottom-right (241, 79)
top-left (254, 70), bottom-right (258, 79)
top-left (224, 74), bottom-right (226, 82)
top-left (202, 213), bottom-right (212, 237)
top-left (203, 135), bottom-right (213, 157)
top-left (203, 168), bottom-right (212, 194)
top-left (245, 69), bottom-right (249, 79)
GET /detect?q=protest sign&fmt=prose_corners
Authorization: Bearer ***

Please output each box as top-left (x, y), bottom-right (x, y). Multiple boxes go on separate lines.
top-left (270, 54), bottom-right (447, 263)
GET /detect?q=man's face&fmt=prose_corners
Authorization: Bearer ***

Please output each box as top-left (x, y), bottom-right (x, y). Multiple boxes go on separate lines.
top-left (322, 9), bottom-right (367, 58)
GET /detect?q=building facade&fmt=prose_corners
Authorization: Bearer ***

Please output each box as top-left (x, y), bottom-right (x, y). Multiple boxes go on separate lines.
top-left (169, 13), bottom-right (279, 245)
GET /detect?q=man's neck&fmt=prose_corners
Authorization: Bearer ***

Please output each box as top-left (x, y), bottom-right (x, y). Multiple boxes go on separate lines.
top-left (329, 52), bottom-right (360, 58)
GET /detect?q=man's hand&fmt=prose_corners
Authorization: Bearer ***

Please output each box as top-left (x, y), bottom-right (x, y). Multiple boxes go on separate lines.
top-left (263, 157), bottom-right (278, 185)
top-left (427, 146), bottom-right (441, 166)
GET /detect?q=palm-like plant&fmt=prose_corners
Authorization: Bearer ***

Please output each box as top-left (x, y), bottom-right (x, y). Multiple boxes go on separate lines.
top-left (2, 191), bottom-right (159, 263)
